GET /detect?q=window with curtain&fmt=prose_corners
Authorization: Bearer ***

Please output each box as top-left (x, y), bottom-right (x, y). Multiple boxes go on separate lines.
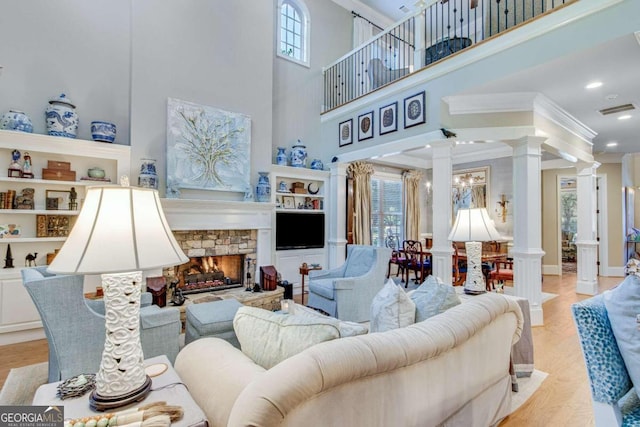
top-left (371, 175), bottom-right (403, 247)
top-left (277, 0), bottom-right (310, 67)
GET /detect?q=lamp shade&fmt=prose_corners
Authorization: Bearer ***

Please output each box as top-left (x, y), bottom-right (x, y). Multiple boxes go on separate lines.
top-left (48, 185), bottom-right (188, 274)
top-left (448, 207), bottom-right (501, 242)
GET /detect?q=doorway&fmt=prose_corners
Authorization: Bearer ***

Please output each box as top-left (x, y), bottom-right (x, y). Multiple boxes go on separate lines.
top-left (560, 177), bottom-right (577, 274)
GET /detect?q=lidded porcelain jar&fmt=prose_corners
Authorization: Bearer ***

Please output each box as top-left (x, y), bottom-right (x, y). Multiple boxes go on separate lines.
top-left (138, 158), bottom-right (158, 189)
top-left (276, 147), bottom-right (287, 166)
top-left (0, 110), bottom-right (33, 133)
top-left (256, 172), bottom-right (271, 202)
top-left (45, 93), bottom-right (78, 138)
top-left (290, 140), bottom-right (307, 168)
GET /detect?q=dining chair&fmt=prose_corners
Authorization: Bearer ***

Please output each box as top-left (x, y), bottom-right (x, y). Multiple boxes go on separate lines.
top-left (489, 259), bottom-right (514, 289)
top-left (452, 244), bottom-right (467, 286)
top-left (385, 234), bottom-right (406, 281)
top-left (402, 240), bottom-right (431, 287)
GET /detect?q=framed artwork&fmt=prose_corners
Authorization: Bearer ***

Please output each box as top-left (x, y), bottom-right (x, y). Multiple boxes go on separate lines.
top-left (339, 119), bottom-right (353, 147)
top-left (46, 190), bottom-right (71, 210)
top-left (404, 91), bottom-right (426, 128)
top-left (452, 167), bottom-right (490, 220)
top-left (166, 98), bottom-right (251, 195)
top-left (282, 196), bottom-right (295, 209)
top-left (358, 111), bottom-right (374, 141)
top-left (0, 224), bottom-right (21, 238)
top-left (379, 102), bottom-right (397, 135)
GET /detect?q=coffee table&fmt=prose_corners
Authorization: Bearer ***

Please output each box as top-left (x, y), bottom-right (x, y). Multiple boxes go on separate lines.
top-left (32, 355), bottom-right (208, 427)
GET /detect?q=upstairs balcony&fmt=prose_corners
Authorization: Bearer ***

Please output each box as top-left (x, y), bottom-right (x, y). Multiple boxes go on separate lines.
top-left (322, 0), bottom-right (575, 112)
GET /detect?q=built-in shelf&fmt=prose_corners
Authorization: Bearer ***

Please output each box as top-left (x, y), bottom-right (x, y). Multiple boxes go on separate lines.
top-left (2, 237), bottom-right (67, 243)
top-left (0, 209), bottom-right (79, 215)
top-left (275, 192), bottom-right (324, 199)
top-left (275, 209), bottom-right (324, 213)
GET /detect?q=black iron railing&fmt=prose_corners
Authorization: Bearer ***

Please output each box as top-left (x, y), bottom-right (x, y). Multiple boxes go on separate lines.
top-left (323, 0), bottom-right (571, 112)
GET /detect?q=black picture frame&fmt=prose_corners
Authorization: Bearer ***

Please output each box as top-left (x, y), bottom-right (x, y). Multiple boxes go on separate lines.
top-left (379, 102), bottom-right (397, 135)
top-left (339, 119), bottom-right (353, 147)
top-left (404, 91), bottom-right (426, 129)
top-left (357, 111), bottom-right (374, 141)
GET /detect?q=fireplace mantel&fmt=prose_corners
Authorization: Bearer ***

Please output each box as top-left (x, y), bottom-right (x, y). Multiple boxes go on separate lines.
top-left (160, 198), bottom-right (274, 269)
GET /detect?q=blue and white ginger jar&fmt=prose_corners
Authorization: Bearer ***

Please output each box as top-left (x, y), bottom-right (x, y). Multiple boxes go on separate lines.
top-left (290, 141), bottom-right (307, 168)
top-left (138, 159), bottom-right (158, 189)
top-left (0, 110), bottom-right (33, 133)
top-left (45, 94), bottom-right (78, 138)
top-left (310, 159), bottom-right (323, 170)
top-left (91, 121), bottom-right (116, 143)
top-left (276, 147), bottom-right (287, 166)
top-left (256, 172), bottom-right (271, 202)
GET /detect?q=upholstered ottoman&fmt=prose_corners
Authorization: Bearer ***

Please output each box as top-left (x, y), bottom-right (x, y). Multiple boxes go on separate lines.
top-left (185, 299), bottom-right (242, 347)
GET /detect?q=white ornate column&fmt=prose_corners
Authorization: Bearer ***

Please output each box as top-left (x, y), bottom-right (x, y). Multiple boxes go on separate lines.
top-left (430, 141), bottom-right (454, 285)
top-left (328, 163), bottom-right (348, 268)
top-left (575, 161), bottom-right (600, 295)
top-left (510, 136), bottom-right (546, 326)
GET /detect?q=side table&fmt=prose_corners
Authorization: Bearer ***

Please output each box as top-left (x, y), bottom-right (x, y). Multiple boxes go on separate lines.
top-left (32, 355), bottom-right (208, 427)
top-left (299, 265), bottom-right (321, 305)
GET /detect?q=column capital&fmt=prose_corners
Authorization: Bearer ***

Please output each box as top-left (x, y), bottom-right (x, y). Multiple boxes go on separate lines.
top-left (329, 163), bottom-right (347, 176)
top-left (431, 140), bottom-right (456, 158)
top-left (509, 135), bottom-right (547, 151)
top-left (576, 160), bottom-right (601, 174)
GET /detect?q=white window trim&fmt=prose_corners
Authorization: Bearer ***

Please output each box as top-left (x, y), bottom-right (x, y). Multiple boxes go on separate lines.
top-left (276, 0), bottom-right (310, 68)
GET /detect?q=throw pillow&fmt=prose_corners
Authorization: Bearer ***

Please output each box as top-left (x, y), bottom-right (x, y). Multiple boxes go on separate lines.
top-left (291, 303), bottom-right (368, 337)
top-left (370, 279), bottom-right (416, 333)
top-left (233, 306), bottom-right (341, 369)
top-left (411, 275), bottom-right (461, 322)
top-left (603, 274), bottom-right (640, 399)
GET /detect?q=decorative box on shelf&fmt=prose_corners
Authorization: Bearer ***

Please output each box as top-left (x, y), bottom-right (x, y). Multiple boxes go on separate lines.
top-left (42, 160), bottom-right (76, 181)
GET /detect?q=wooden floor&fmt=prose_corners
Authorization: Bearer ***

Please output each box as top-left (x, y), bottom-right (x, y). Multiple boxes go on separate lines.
top-left (0, 274), bottom-right (620, 426)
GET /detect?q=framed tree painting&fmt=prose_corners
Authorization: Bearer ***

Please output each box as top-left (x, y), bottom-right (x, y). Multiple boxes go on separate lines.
top-left (379, 102), bottom-right (397, 135)
top-left (452, 167), bottom-right (490, 220)
top-left (166, 98), bottom-right (251, 195)
top-left (339, 119), bottom-right (353, 147)
top-left (358, 111), bottom-right (374, 141)
top-left (404, 91), bottom-right (426, 128)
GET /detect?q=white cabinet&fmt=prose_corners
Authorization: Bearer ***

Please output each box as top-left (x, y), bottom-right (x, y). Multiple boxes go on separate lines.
top-left (270, 165), bottom-right (329, 293)
top-left (0, 130), bottom-right (130, 343)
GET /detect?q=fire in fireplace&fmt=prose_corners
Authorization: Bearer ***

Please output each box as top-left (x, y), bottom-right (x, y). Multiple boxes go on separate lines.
top-left (175, 254), bottom-right (245, 294)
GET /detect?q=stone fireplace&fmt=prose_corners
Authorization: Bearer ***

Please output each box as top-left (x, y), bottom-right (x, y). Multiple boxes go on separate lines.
top-left (163, 229), bottom-right (257, 293)
top-left (158, 199), bottom-right (273, 292)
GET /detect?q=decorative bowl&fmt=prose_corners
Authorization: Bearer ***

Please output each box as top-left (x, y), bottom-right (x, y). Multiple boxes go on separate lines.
top-left (90, 121), bottom-right (116, 143)
top-left (87, 167), bottom-right (106, 179)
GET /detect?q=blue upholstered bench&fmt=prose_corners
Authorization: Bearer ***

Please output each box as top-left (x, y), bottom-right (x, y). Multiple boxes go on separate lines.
top-left (185, 298), bottom-right (243, 347)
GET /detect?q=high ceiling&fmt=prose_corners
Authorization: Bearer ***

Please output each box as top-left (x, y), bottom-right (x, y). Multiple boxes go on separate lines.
top-left (356, 0), bottom-right (640, 162)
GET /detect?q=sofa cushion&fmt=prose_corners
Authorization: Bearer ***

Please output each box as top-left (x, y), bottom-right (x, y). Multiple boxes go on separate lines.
top-left (308, 278), bottom-right (336, 300)
top-left (370, 279), bottom-right (415, 333)
top-left (233, 306), bottom-right (341, 369)
top-left (290, 303), bottom-right (368, 337)
top-left (603, 274), bottom-right (640, 399)
top-left (411, 275), bottom-right (461, 322)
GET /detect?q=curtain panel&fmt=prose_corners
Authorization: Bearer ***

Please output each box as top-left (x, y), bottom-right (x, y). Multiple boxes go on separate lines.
top-left (348, 162), bottom-right (374, 245)
top-left (403, 170), bottom-right (422, 241)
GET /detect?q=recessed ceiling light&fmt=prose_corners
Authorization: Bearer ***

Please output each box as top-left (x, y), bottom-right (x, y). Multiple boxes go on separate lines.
top-left (618, 115), bottom-right (632, 120)
top-left (606, 141), bottom-right (618, 147)
top-left (585, 81), bottom-right (603, 89)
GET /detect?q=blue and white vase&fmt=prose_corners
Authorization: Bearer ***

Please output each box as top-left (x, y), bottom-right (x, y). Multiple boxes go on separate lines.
top-left (45, 94), bottom-right (78, 138)
top-left (138, 158), bottom-right (158, 189)
top-left (310, 159), bottom-right (324, 170)
top-left (290, 140), bottom-right (307, 168)
top-left (276, 147), bottom-right (287, 166)
top-left (0, 110), bottom-right (33, 133)
top-left (256, 172), bottom-right (271, 202)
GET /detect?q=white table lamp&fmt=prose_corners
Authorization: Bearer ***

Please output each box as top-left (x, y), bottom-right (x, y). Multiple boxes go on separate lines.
top-left (448, 207), bottom-right (501, 294)
top-left (48, 180), bottom-right (188, 410)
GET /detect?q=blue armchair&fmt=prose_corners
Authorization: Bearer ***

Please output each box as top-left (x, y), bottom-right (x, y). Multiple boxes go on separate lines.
top-left (572, 294), bottom-right (640, 426)
top-left (22, 266), bottom-right (181, 383)
top-left (307, 245), bottom-right (391, 322)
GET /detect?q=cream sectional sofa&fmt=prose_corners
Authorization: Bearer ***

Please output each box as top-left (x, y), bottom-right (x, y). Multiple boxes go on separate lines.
top-left (175, 293), bottom-right (523, 427)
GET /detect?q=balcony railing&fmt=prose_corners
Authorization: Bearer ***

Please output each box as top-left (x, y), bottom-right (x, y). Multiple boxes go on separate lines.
top-left (323, 0), bottom-right (572, 112)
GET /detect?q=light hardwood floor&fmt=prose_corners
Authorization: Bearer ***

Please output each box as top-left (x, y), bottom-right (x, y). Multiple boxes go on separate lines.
top-left (0, 274), bottom-right (621, 426)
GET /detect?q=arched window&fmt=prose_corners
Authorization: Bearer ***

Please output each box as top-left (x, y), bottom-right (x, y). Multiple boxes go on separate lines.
top-left (277, 0), bottom-right (310, 67)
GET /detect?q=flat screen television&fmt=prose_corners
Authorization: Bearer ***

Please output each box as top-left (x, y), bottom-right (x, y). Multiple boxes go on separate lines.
top-left (276, 212), bottom-right (325, 250)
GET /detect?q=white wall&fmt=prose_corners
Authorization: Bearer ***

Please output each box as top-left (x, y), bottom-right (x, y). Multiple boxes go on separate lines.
top-left (272, 0), bottom-right (352, 167)
top-left (0, 1), bottom-right (131, 143)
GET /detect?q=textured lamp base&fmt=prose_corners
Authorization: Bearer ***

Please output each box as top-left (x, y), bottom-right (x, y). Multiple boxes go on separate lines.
top-left (89, 375), bottom-right (151, 411)
top-left (463, 241), bottom-right (486, 295)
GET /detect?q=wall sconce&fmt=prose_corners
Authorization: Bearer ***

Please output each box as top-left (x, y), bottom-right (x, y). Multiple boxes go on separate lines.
top-left (496, 194), bottom-right (509, 223)
top-left (425, 181), bottom-right (431, 195)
